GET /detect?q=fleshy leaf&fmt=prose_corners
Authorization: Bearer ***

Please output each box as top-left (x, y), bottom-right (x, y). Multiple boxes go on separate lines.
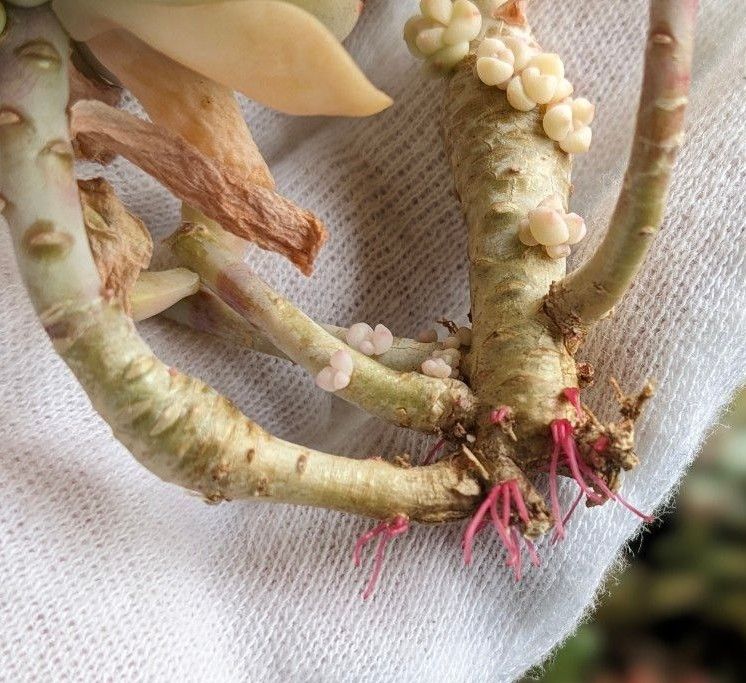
top-left (52, 0), bottom-right (391, 116)
top-left (284, 0), bottom-right (365, 41)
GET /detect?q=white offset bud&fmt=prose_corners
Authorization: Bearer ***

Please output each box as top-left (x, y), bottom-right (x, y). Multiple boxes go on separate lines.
top-left (543, 103), bottom-right (573, 141)
top-left (560, 125), bottom-right (592, 154)
top-left (552, 78), bottom-right (574, 102)
top-left (315, 367), bottom-right (337, 392)
top-left (528, 207), bottom-right (570, 246)
top-left (506, 75), bottom-right (536, 111)
top-left (359, 340), bottom-right (376, 356)
top-left (330, 349), bottom-right (354, 376)
top-left (443, 0), bottom-right (481, 45)
top-left (403, 15), bottom-right (436, 58)
top-left (503, 35), bottom-right (535, 71)
top-left (416, 27), bottom-right (446, 56)
top-left (431, 41), bottom-right (470, 70)
top-left (528, 52), bottom-right (565, 79)
top-left (545, 243), bottom-right (572, 259)
top-left (520, 197), bottom-right (588, 256)
top-left (521, 67), bottom-right (558, 105)
top-left (572, 97), bottom-right (595, 126)
top-left (476, 37), bottom-right (514, 87)
top-left (346, 322), bottom-right (374, 349)
top-left (565, 213), bottom-right (587, 244)
top-left (372, 324), bottom-right (394, 355)
top-left (332, 370), bottom-right (351, 391)
top-left (421, 0), bottom-right (453, 24)
top-left (476, 56), bottom-right (514, 87)
top-left (422, 357), bottom-right (452, 379)
top-left (518, 218), bottom-right (539, 246)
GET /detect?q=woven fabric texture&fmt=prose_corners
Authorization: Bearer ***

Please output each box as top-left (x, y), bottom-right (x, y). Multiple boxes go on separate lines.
top-left (1, 1), bottom-right (744, 681)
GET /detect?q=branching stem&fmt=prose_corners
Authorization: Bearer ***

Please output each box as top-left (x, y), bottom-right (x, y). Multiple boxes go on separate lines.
top-left (0, 4), bottom-right (482, 525)
top-left (168, 221), bottom-right (478, 434)
top-left (545, 0), bottom-right (698, 330)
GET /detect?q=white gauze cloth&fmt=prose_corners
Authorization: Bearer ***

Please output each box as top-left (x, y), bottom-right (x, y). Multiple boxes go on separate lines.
top-left (1, 1), bottom-right (744, 681)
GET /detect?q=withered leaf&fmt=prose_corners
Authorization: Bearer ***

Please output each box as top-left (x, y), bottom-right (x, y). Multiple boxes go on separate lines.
top-left (71, 100), bottom-right (327, 275)
top-left (79, 177), bottom-right (153, 313)
top-left (86, 29), bottom-right (274, 190)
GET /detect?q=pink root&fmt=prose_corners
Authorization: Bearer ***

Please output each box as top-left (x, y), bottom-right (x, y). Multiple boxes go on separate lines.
top-left (463, 480), bottom-right (540, 581)
top-left (580, 465), bottom-right (654, 523)
top-left (549, 420), bottom-right (567, 540)
top-left (353, 514), bottom-right (409, 600)
top-left (490, 406), bottom-right (512, 424)
top-left (562, 387), bottom-right (583, 417)
top-left (551, 490), bottom-right (583, 544)
top-left (422, 438), bottom-right (446, 465)
top-left (548, 418), bottom-right (653, 540)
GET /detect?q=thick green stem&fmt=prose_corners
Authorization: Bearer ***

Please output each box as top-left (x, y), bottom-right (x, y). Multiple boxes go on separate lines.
top-left (169, 221), bottom-right (478, 434)
top-left (444, 20), bottom-right (576, 469)
top-left (545, 0), bottom-right (698, 331)
top-left (158, 285), bottom-right (444, 373)
top-left (0, 5), bottom-right (481, 523)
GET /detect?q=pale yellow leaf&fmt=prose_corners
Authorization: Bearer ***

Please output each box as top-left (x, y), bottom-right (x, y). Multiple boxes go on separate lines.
top-left (52, 0), bottom-right (391, 116)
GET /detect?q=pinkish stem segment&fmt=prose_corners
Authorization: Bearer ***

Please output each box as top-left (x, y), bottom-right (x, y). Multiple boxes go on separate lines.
top-left (353, 514), bottom-right (410, 599)
top-left (462, 480), bottom-right (540, 581)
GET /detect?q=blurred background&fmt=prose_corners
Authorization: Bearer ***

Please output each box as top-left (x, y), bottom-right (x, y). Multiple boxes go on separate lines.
top-left (525, 389), bottom-right (746, 683)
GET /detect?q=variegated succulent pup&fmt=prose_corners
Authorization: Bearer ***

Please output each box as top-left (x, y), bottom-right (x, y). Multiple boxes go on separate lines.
top-left (0, 0), bottom-right (697, 598)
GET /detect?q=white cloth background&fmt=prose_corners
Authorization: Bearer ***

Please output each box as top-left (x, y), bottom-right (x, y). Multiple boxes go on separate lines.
top-left (1, 1), bottom-right (745, 681)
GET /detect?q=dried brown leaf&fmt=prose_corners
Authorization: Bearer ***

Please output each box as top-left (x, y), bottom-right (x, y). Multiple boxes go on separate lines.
top-left (79, 177), bottom-right (153, 312)
top-left (71, 100), bottom-right (327, 275)
top-left (87, 29), bottom-right (274, 189)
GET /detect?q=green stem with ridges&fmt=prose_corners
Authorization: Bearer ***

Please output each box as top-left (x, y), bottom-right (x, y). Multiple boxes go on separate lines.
top-left (0, 4), bottom-right (482, 524)
top-left (443, 18), bottom-right (576, 471)
top-left (158, 285), bottom-right (446, 374)
top-left (545, 0), bottom-right (698, 333)
top-left (168, 221), bottom-right (478, 434)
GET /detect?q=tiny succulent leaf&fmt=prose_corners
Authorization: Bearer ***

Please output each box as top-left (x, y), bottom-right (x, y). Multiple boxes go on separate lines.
top-left (51, 0), bottom-right (391, 116)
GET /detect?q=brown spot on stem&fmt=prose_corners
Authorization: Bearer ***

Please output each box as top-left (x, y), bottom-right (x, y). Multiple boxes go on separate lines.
top-left (245, 448), bottom-right (255, 464)
top-left (254, 477), bottom-right (270, 497)
top-left (40, 139), bottom-right (73, 162)
top-left (0, 109), bottom-right (22, 126)
top-left (651, 32), bottom-right (674, 45)
top-left (639, 225), bottom-right (657, 236)
top-left (395, 407), bottom-right (410, 427)
top-left (577, 362), bottom-right (595, 388)
top-left (296, 453), bottom-right (308, 474)
top-left (15, 40), bottom-right (61, 69)
top-left (23, 220), bottom-right (73, 259)
top-left (211, 460), bottom-right (231, 483)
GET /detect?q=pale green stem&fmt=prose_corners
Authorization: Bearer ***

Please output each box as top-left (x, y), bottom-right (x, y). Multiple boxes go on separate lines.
top-left (545, 0), bottom-right (698, 332)
top-left (0, 5), bottom-right (482, 523)
top-left (444, 18), bottom-right (576, 469)
top-left (157, 284), bottom-right (445, 373)
top-left (130, 268), bottom-right (200, 322)
top-left (168, 221), bottom-right (478, 434)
